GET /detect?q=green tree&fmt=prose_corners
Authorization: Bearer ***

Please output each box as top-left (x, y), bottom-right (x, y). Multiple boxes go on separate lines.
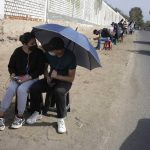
top-left (129, 7), bottom-right (144, 27)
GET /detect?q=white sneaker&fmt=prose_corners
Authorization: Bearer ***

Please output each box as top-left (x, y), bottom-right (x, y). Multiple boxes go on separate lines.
top-left (11, 116), bottom-right (25, 129)
top-left (0, 118), bottom-right (5, 131)
top-left (26, 111), bottom-right (42, 125)
top-left (57, 118), bottom-right (66, 134)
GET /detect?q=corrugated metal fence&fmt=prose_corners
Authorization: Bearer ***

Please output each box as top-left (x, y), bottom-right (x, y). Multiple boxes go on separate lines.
top-left (47, 0), bottom-right (103, 24)
top-left (1, 0), bottom-right (125, 26)
top-left (47, 0), bottom-right (124, 25)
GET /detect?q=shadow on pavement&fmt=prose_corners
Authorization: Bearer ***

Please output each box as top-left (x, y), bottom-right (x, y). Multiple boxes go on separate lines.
top-left (120, 119), bottom-right (150, 150)
top-left (134, 41), bottom-right (150, 45)
top-left (128, 50), bottom-right (150, 56)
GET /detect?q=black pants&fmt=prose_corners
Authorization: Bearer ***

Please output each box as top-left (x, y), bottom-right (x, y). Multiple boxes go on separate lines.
top-left (30, 78), bottom-right (72, 118)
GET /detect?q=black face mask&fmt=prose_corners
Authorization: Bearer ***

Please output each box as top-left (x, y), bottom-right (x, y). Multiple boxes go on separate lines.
top-left (28, 45), bottom-right (37, 51)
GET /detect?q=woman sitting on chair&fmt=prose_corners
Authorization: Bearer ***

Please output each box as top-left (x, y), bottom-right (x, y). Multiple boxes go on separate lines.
top-left (0, 32), bottom-right (45, 130)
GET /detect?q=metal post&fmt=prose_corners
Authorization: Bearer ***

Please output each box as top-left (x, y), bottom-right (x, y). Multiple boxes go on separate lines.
top-left (44, 0), bottom-right (48, 23)
top-left (82, 0), bottom-right (86, 20)
top-left (72, 0), bottom-right (75, 18)
top-left (0, 0), bottom-right (4, 20)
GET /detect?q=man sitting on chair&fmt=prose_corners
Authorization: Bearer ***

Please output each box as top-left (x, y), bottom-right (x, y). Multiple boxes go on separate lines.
top-left (26, 37), bottom-right (77, 134)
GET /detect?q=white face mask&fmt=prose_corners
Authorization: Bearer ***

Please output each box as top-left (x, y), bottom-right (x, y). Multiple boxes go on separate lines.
top-left (48, 51), bottom-right (56, 56)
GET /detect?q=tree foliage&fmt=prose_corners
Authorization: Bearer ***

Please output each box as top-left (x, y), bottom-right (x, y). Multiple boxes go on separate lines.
top-left (129, 7), bottom-right (144, 27)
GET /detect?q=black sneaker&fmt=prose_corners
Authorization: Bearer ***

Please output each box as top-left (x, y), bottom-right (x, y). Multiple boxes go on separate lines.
top-left (11, 116), bottom-right (25, 129)
top-left (0, 118), bottom-right (5, 131)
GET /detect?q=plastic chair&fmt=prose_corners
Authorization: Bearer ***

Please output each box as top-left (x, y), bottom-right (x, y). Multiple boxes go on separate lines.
top-left (43, 92), bottom-right (70, 115)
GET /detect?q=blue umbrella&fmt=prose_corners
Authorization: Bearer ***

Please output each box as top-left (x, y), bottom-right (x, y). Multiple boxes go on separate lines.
top-left (32, 24), bottom-right (101, 70)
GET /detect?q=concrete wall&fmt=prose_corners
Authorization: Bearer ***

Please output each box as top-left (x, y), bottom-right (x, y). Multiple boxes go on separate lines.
top-left (0, 0), bottom-right (125, 26)
top-left (0, 0), bottom-right (5, 19)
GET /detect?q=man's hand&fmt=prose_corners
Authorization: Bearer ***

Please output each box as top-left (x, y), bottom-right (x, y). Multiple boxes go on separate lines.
top-left (50, 69), bottom-right (76, 83)
top-left (46, 76), bottom-right (52, 84)
top-left (51, 70), bottom-right (58, 79)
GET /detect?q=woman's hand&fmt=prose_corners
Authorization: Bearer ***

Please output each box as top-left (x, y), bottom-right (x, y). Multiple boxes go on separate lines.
top-left (10, 73), bottom-right (16, 81)
top-left (50, 69), bottom-right (76, 83)
top-left (17, 75), bottom-right (32, 84)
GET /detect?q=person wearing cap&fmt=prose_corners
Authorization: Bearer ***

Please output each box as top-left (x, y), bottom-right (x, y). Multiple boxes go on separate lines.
top-left (26, 37), bottom-right (77, 134)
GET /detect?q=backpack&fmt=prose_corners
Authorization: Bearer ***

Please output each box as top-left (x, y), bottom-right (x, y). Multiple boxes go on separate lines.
top-left (101, 28), bottom-right (110, 37)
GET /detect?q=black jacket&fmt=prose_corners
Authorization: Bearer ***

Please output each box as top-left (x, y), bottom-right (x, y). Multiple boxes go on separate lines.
top-left (8, 47), bottom-right (45, 79)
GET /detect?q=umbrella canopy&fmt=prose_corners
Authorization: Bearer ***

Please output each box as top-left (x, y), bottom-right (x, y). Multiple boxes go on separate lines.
top-left (32, 24), bottom-right (101, 70)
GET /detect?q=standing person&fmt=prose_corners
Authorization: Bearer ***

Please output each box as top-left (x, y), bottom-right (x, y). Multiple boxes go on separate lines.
top-left (111, 22), bottom-right (120, 42)
top-left (118, 19), bottom-right (125, 42)
top-left (0, 32), bottom-right (45, 130)
top-left (128, 21), bottom-right (135, 34)
top-left (109, 25), bottom-right (117, 45)
top-left (123, 20), bottom-right (128, 34)
top-left (26, 37), bottom-right (77, 134)
top-left (118, 19), bottom-right (124, 30)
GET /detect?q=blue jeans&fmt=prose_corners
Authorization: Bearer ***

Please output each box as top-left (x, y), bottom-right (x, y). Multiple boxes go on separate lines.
top-left (96, 37), bottom-right (110, 49)
top-left (0, 79), bottom-right (37, 115)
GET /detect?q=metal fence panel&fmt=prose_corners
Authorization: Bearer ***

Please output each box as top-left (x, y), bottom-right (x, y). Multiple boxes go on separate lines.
top-left (0, 0), bottom-right (5, 19)
top-left (48, 0), bottom-right (73, 17)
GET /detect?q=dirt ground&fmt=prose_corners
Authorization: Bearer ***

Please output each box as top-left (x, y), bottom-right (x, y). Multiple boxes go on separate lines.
top-left (0, 19), bottom-right (136, 150)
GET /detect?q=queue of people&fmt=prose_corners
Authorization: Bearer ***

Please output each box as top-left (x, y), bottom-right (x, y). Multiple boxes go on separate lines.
top-left (93, 19), bottom-right (135, 50)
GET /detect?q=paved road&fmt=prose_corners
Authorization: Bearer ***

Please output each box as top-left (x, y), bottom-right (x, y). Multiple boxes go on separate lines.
top-left (106, 31), bottom-right (150, 150)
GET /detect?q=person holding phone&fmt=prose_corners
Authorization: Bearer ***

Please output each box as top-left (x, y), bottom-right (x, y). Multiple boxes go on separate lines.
top-left (0, 32), bottom-right (45, 130)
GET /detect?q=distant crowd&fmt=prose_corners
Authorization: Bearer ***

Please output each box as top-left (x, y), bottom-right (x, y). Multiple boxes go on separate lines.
top-left (93, 19), bottom-right (135, 50)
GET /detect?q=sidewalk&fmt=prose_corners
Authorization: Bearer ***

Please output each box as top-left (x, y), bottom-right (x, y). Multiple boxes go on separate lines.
top-left (0, 20), bottom-right (136, 150)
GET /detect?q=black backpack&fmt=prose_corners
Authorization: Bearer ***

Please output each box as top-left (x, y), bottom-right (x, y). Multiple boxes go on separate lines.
top-left (101, 28), bottom-right (110, 37)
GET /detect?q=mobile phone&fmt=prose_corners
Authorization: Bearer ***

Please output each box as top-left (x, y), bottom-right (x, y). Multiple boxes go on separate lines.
top-left (13, 76), bottom-right (19, 80)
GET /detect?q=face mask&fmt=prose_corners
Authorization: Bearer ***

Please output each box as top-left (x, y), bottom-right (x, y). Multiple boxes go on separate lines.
top-left (48, 51), bottom-right (56, 56)
top-left (28, 45), bottom-right (37, 51)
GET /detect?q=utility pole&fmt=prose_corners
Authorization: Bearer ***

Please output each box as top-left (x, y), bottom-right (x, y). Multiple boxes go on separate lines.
top-left (0, 0), bottom-right (4, 20)
top-left (44, 0), bottom-right (48, 23)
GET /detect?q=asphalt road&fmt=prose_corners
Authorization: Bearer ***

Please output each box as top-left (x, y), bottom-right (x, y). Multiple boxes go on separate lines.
top-left (106, 31), bottom-right (150, 150)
